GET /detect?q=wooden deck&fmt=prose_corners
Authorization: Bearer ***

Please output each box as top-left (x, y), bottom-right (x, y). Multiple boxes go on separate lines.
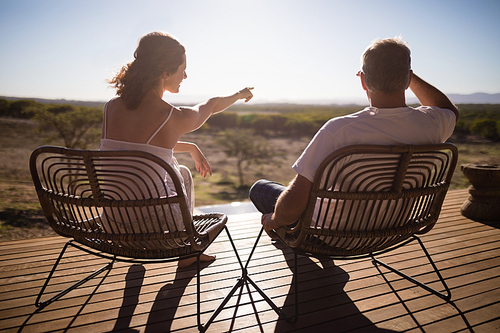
top-left (1, 189), bottom-right (499, 333)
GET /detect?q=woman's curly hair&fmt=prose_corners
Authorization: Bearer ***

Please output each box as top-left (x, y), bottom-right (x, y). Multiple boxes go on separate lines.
top-left (109, 32), bottom-right (186, 110)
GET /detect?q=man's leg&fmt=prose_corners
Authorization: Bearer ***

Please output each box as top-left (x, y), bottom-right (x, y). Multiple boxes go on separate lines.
top-left (249, 179), bottom-right (286, 214)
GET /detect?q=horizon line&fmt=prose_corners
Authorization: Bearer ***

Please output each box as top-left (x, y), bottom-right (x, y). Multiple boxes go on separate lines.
top-left (2, 92), bottom-right (500, 106)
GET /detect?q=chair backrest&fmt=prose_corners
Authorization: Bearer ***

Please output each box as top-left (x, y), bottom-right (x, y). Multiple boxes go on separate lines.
top-left (286, 143), bottom-right (458, 256)
top-left (30, 146), bottom-right (200, 258)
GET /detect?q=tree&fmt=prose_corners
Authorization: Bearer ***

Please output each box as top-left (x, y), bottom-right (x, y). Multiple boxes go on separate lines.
top-left (216, 129), bottom-right (283, 187)
top-left (30, 104), bottom-right (103, 148)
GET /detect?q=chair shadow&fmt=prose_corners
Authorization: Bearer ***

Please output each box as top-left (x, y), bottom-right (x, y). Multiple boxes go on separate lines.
top-left (475, 219), bottom-right (500, 230)
top-left (110, 264), bottom-right (146, 333)
top-left (272, 241), bottom-right (398, 333)
top-left (18, 260), bottom-right (210, 333)
top-left (372, 260), bottom-right (474, 333)
top-left (143, 261), bottom-right (213, 332)
top-left (18, 265), bottom-right (112, 333)
top-left (110, 261), bottom-right (213, 332)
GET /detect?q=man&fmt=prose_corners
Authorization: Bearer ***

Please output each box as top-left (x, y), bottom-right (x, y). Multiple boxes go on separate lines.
top-left (249, 37), bottom-right (459, 239)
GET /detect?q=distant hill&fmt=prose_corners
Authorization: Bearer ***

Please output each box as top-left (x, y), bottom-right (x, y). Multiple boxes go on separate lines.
top-left (406, 93), bottom-right (500, 105)
top-left (0, 96), bottom-right (105, 107)
top-left (447, 93), bottom-right (500, 104)
top-left (2, 93), bottom-right (500, 106)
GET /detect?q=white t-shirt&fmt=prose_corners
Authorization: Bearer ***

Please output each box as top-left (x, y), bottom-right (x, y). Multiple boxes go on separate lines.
top-left (293, 106), bottom-right (457, 182)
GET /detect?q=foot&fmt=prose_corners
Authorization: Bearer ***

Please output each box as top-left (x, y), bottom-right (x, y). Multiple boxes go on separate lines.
top-left (177, 253), bottom-right (216, 268)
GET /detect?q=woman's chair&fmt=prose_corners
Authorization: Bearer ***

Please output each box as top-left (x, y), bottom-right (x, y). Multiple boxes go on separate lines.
top-left (30, 146), bottom-right (241, 331)
top-left (256, 143), bottom-right (458, 323)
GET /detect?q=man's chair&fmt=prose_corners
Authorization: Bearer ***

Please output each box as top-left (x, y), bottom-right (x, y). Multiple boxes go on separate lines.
top-left (257, 143), bottom-right (458, 323)
top-left (29, 146), bottom-right (243, 332)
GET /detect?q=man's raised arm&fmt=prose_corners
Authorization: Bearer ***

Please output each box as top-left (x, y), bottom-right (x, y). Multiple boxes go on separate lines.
top-left (409, 73), bottom-right (459, 122)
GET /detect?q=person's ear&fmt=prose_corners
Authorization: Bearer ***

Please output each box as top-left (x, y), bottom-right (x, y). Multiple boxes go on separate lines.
top-left (406, 70), bottom-right (413, 89)
top-left (358, 71), bottom-right (368, 91)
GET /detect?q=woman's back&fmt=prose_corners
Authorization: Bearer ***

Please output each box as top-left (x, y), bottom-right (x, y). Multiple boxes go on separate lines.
top-left (103, 94), bottom-right (179, 149)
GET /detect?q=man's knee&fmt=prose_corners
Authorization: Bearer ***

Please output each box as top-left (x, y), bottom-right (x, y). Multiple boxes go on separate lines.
top-left (249, 179), bottom-right (275, 202)
top-left (250, 179), bottom-right (267, 195)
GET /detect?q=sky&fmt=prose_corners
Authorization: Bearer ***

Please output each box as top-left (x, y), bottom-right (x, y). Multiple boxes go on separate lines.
top-left (0, 0), bottom-right (499, 105)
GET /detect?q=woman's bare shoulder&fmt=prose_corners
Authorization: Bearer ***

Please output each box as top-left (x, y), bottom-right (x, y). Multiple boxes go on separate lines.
top-left (108, 96), bottom-right (172, 115)
top-left (106, 97), bottom-right (125, 111)
top-left (167, 103), bottom-right (194, 121)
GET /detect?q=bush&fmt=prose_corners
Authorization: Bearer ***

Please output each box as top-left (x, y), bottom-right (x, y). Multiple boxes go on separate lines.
top-left (0, 99), bottom-right (8, 117)
top-left (4, 100), bottom-right (43, 118)
top-left (470, 119), bottom-right (499, 140)
top-left (206, 112), bottom-right (239, 130)
top-left (455, 104), bottom-right (500, 139)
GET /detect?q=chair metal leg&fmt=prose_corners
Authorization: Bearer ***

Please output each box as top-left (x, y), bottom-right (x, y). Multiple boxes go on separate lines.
top-left (198, 226), bottom-right (293, 332)
top-left (292, 251), bottom-right (299, 323)
top-left (255, 249), bottom-right (298, 324)
top-left (197, 252), bottom-right (202, 331)
top-left (198, 226), bottom-right (246, 332)
top-left (371, 235), bottom-right (451, 301)
top-left (35, 240), bottom-right (114, 308)
top-left (245, 227), bottom-right (294, 322)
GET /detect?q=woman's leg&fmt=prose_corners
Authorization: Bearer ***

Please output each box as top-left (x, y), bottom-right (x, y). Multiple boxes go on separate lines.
top-left (249, 179), bottom-right (286, 214)
top-left (178, 165), bottom-right (215, 267)
top-left (179, 165), bottom-right (195, 213)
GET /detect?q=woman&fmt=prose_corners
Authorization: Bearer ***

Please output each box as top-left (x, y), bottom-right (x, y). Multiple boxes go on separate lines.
top-left (101, 32), bottom-right (253, 267)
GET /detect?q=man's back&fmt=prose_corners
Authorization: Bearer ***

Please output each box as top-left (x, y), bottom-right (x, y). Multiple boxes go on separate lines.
top-left (293, 105), bottom-right (457, 183)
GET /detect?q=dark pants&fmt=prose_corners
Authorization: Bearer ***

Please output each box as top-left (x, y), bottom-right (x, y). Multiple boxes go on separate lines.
top-left (249, 179), bottom-right (287, 214)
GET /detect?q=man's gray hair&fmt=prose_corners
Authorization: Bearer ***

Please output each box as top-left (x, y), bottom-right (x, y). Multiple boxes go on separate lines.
top-left (362, 37), bottom-right (411, 94)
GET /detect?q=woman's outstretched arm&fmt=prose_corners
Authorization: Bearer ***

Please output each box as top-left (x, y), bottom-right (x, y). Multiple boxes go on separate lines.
top-left (200, 87), bottom-right (254, 115)
top-left (174, 87), bottom-right (254, 133)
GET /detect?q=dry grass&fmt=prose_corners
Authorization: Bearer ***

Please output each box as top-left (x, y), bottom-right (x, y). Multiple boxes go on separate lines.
top-left (0, 182), bottom-right (57, 241)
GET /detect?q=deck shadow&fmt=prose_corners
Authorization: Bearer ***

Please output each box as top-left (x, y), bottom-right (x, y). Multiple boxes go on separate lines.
top-left (273, 241), bottom-right (399, 332)
top-left (18, 264), bottom-right (112, 333)
top-left (143, 261), bottom-right (213, 332)
top-left (372, 260), bottom-right (474, 332)
top-left (110, 264), bottom-right (145, 332)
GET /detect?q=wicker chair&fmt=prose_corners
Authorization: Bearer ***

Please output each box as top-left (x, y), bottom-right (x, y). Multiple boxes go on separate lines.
top-left (30, 146), bottom-right (241, 331)
top-left (253, 143), bottom-right (458, 323)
